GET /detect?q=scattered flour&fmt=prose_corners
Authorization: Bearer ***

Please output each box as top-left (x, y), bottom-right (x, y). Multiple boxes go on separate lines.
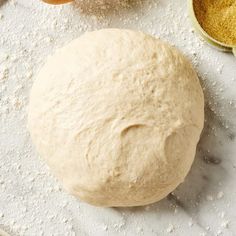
top-left (166, 224), bottom-right (174, 233)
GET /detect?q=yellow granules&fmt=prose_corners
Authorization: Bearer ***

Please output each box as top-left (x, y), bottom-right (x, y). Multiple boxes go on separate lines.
top-left (193, 0), bottom-right (236, 45)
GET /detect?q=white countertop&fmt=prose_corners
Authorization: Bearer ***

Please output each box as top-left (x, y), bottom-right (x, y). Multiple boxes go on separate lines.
top-left (0, 0), bottom-right (236, 235)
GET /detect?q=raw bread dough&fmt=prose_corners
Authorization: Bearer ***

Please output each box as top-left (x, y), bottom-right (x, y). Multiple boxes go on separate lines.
top-left (0, 229), bottom-right (11, 236)
top-left (28, 29), bottom-right (204, 207)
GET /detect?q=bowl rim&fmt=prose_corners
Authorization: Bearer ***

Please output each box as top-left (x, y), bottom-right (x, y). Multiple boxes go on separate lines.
top-left (42, 0), bottom-right (73, 5)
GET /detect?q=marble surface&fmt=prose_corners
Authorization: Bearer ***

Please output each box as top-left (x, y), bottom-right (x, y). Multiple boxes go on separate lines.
top-left (0, 0), bottom-right (236, 235)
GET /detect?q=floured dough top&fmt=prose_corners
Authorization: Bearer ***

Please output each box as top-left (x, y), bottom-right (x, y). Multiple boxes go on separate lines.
top-left (28, 29), bottom-right (204, 207)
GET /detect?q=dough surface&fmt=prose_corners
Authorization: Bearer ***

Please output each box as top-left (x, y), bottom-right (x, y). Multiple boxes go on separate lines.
top-left (28, 29), bottom-right (204, 207)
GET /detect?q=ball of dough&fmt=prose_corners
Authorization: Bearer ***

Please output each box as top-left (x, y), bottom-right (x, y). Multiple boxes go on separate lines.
top-left (28, 29), bottom-right (204, 207)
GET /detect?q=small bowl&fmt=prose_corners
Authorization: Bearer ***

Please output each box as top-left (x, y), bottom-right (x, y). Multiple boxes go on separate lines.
top-left (188, 0), bottom-right (236, 56)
